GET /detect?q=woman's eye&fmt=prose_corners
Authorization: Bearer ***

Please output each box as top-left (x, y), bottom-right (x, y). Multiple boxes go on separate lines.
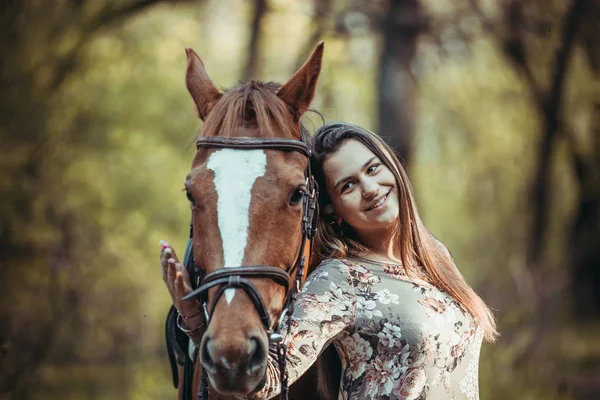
top-left (367, 164), bottom-right (380, 174)
top-left (341, 182), bottom-right (354, 193)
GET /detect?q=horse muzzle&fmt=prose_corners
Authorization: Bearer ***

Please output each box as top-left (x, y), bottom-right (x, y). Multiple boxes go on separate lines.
top-left (200, 330), bottom-right (268, 394)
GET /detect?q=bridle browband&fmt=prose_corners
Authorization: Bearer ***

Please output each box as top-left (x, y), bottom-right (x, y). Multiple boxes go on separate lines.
top-left (181, 133), bottom-right (318, 400)
top-left (194, 136), bottom-right (313, 157)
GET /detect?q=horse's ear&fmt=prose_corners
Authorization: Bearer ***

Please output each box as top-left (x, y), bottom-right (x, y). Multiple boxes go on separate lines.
top-left (185, 47), bottom-right (222, 120)
top-left (277, 42), bottom-right (324, 122)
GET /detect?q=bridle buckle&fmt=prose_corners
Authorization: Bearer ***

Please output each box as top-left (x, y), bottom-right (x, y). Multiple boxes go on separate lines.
top-left (228, 275), bottom-right (241, 286)
top-left (269, 332), bottom-right (284, 343)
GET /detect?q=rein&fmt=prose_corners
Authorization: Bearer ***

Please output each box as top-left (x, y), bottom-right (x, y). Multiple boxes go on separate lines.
top-left (181, 134), bottom-right (318, 400)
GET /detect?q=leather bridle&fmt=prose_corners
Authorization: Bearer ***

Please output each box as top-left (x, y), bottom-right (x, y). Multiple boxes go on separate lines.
top-left (181, 134), bottom-right (318, 400)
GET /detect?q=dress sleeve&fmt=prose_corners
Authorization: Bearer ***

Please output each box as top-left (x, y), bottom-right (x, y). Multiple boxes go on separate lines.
top-left (245, 259), bottom-right (356, 399)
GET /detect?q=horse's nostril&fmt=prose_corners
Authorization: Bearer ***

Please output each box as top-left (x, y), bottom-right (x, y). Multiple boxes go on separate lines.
top-left (247, 336), bottom-right (257, 355)
top-left (200, 338), bottom-right (217, 374)
top-left (247, 336), bottom-right (266, 375)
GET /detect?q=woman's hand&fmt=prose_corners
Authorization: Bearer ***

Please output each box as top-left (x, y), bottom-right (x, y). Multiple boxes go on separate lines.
top-left (160, 241), bottom-right (204, 336)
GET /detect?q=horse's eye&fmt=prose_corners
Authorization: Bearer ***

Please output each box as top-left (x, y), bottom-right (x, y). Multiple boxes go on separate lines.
top-left (289, 187), bottom-right (305, 206)
top-left (186, 190), bottom-right (197, 206)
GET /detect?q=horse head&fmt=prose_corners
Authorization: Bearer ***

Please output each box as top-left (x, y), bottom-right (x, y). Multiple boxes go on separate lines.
top-left (181, 43), bottom-right (323, 395)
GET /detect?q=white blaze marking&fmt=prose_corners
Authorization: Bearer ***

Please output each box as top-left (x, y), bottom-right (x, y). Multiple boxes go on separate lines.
top-left (207, 149), bottom-right (267, 305)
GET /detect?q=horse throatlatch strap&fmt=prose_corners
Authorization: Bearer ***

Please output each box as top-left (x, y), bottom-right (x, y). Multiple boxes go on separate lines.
top-left (198, 368), bottom-right (209, 400)
top-left (277, 342), bottom-right (289, 400)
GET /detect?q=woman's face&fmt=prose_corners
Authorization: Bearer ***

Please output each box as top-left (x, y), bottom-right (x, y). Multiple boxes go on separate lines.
top-left (323, 139), bottom-right (399, 237)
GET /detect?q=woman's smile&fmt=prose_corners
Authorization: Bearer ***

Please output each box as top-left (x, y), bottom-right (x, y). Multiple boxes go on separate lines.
top-left (364, 189), bottom-right (391, 212)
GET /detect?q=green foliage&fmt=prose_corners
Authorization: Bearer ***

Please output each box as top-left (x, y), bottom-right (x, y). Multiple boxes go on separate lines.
top-left (1, 0), bottom-right (598, 399)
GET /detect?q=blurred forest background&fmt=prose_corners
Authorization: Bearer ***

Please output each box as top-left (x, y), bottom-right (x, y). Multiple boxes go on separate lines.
top-left (1, 0), bottom-right (599, 399)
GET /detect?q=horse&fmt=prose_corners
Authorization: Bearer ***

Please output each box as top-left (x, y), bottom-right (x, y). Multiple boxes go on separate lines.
top-left (165, 42), bottom-right (340, 400)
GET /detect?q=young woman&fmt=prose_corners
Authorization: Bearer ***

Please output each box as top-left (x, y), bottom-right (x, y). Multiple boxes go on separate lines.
top-left (161, 122), bottom-right (497, 400)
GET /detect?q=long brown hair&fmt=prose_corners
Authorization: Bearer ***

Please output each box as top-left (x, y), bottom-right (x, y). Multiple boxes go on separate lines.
top-left (311, 122), bottom-right (498, 342)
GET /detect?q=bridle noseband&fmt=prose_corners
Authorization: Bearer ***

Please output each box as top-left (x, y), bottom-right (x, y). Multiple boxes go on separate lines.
top-left (181, 134), bottom-right (318, 400)
top-left (193, 265), bottom-right (291, 331)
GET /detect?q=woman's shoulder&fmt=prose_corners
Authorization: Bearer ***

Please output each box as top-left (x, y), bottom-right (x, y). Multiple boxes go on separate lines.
top-left (308, 257), bottom-right (355, 283)
top-left (314, 257), bottom-right (357, 273)
top-left (316, 257), bottom-right (346, 267)
top-left (302, 258), bottom-right (356, 297)
top-left (312, 257), bottom-right (343, 272)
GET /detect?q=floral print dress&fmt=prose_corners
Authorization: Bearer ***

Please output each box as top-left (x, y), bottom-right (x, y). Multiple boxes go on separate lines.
top-left (250, 257), bottom-right (484, 400)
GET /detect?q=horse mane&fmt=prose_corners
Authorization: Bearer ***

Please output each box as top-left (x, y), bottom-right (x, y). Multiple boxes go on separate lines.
top-left (196, 80), bottom-right (299, 140)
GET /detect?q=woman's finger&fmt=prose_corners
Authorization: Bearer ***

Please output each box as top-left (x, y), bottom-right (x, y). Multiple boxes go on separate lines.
top-left (164, 244), bottom-right (181, 264)
top-left (175, 261), bottom-right (193, 290)
top-left (159, 240), bottom-right (196, 309)
top-left (160, 241), bottom-right (173, 281)
top-left (160, 255), bottom-right (169, 282)
top-left (175, 271), bottom-right (189, 296)
top-left (175, 271), bottom-right (201, 316)
top-left (166, 258), bottom-right (177, 291)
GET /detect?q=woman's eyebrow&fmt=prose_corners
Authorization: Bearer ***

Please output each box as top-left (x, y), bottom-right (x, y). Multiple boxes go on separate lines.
top-left (333, 156), bottom-right (377, 190)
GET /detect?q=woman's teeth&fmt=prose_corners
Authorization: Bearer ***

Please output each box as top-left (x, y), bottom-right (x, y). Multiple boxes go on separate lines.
top-left (369, 194), bottom-right (387, 210)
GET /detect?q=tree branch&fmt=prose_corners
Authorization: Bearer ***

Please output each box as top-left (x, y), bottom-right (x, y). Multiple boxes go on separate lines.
top-left (48, 0), bottom-right (198, 90)
top-left (94, 0), bottom-right (196, 29)
top-left (467, 0), bottom-right (544, 105)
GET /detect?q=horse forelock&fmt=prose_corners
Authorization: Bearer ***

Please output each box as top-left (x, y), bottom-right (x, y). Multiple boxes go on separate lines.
top-left (196, 80), bottom-right (298, 141)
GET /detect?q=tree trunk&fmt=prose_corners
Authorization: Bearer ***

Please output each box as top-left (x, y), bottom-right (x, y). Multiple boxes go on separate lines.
top-left (376, 0), bottom-right (423, 168)
top-left (242, 0), bottom-right (267, 81)
top-left (527, 0), bottom-right (585, 270)
top-left (569, 0), bottom-right (600, 321)
top-left (570, 98), bottom-right (600, 319)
